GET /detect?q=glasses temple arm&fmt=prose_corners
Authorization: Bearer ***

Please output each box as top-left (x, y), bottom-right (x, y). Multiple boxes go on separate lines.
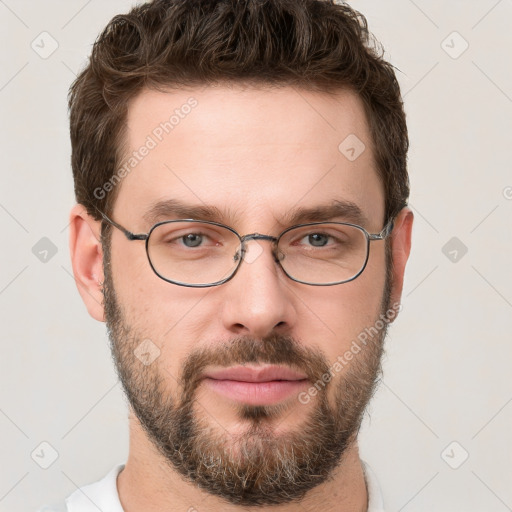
top-left (99, 211), bottom-right (147, 241)
top-left (368, 218), bottom-right (395, 241)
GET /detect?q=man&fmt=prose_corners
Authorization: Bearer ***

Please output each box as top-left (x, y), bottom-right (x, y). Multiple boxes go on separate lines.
top-left (40, 0), bottom-right (413, 510)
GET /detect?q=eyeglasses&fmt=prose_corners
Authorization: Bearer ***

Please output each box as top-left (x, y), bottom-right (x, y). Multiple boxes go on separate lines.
top-left (100, 212), bottom-right (394, 287)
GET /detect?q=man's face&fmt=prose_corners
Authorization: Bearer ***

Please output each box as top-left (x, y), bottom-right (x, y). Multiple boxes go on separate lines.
top-left (103, 85), bottom-right (392, 505)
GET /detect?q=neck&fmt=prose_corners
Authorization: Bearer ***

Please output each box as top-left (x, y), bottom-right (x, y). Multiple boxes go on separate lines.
top-left (117, 414), bottom-right (369, 512)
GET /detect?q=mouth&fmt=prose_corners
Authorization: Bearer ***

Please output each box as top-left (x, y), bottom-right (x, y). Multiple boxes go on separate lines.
top-left (202, 365), bottom-right (309, 406)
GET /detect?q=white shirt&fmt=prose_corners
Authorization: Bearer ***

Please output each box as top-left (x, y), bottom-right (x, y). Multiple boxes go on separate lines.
top-left (38, 461), bottom-right (385, 512)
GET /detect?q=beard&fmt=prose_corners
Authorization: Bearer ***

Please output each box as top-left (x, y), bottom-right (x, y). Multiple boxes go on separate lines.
top-left (102, 236), bottom-right (392, 506)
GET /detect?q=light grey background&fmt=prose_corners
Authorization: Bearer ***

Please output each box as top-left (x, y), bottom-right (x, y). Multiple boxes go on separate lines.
top-left (1, 1), bottom-right (511, 511)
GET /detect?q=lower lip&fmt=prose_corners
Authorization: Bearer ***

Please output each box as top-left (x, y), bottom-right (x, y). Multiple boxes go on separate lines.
top-left (204, 378), bottom-right (309, 406)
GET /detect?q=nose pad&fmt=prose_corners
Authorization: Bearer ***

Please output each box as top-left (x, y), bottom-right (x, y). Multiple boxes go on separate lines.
top-left (233, 241), bottom-right (264, 265)
top-left (234, 240), bottom-right (283, 267)
top-left (233, 243), bottom-right (251, 263)
top-left (275, 248), bottom-right (285, 262)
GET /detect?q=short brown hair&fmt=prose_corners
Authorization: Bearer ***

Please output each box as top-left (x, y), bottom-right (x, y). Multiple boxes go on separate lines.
top-left (68, 0), bottom-right (409, 223)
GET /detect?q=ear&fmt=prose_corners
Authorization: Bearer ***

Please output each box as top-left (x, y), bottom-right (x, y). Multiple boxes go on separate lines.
top-left (69, 204), bottom-right (105, 322)
top-left (388, 206), bottom-right (414, 321)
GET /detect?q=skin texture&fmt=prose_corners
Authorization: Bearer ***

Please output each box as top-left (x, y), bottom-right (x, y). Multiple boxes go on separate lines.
top-left (69, 84), bottom-right (413, 512)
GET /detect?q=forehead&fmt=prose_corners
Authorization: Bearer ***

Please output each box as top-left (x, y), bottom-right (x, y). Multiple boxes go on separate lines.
top-left (115, 84), bottom-right (384, 230)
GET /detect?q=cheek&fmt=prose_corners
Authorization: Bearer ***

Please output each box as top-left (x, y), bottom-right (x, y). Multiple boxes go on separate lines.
top-left (108, 244), bottom-right (176, 354)
top-left (111, 247), bottom-right (222, 371)
top-left (299, 249), bottom-right (387, 365)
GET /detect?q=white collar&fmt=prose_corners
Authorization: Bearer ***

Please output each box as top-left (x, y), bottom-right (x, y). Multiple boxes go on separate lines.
top-left (63, 460), bottom-right (385, 511)
top-left (363, 460), bottom-right (386, 512)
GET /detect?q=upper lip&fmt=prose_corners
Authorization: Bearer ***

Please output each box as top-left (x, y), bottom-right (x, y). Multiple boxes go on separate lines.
top-left (203, 365), bottom-right (308, 383)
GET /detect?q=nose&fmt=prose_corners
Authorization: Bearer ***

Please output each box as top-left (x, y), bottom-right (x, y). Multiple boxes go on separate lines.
top-left (220, 238), bottom-right (297, 339)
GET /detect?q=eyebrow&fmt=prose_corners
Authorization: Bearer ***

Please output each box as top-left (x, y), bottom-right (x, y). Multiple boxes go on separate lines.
top-left (142, 198), bottom-right (369, 229)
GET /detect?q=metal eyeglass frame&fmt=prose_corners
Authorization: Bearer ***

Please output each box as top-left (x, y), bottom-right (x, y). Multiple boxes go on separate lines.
top-left (99, 211), bottom-right (395, 287)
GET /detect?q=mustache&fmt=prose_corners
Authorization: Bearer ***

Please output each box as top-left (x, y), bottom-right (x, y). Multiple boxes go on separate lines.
top-left (179, 333), bottom-right (330, 400)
